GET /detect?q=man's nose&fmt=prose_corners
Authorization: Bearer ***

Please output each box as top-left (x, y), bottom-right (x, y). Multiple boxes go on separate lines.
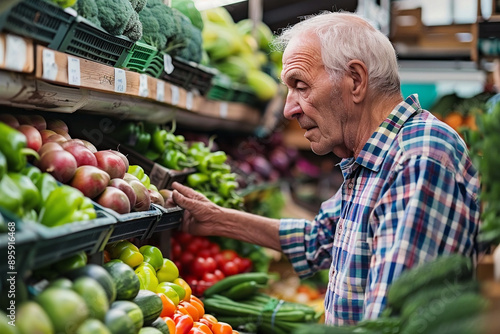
top-left (283, 90), bottom-right (302, 120)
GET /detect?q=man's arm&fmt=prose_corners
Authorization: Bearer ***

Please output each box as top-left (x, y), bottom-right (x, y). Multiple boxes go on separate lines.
top-left (171, 182), bottom-right (282, 251)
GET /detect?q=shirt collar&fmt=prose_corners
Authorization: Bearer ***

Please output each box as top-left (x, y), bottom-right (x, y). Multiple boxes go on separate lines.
top-left (340, 94), bottom-right (422, 173)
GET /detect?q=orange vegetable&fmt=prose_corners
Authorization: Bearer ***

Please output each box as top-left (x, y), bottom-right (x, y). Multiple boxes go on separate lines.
top-left (202, 314), bottom-right (218, 325)
top-left (190, 295), bottom-right (204, 307)
top-left (192, 322), bottom-right (213, 334)
top-left (175, 313), bottom-right (194, 334)
top-left (180, 301), bottom-right (200, 322)
top-left (163, 317), bottom-right (176, 334)
top-left (174, 277), bottom-right (192, 302)
top-left (199, 318), bottom-right (213, 330)
top-left (103, 250), bottom-right (111, 263)
top-left (189, 299), bottom-right (205, 317)
top-left (212, 322), bottom-right (232, 334)
top-left (158, 292), bottom-right (176, 318)
top-left (443, 111), bottom-right (464, 131)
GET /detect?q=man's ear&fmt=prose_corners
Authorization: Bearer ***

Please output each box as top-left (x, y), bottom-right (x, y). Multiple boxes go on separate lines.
top-left (347, 60), bottom-right (368, 104)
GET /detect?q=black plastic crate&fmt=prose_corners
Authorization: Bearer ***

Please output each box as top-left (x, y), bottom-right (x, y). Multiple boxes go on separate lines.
top-left (29, 206), bottom-right (116, 270)
top-left (58, 16), bottom-right (134, 67)
top-left (0, 209), bottom-right (38, 278)
top-left (106, 204), bottom-right (162, 243)
top-left (145, 204), bottom-right (183, 238)
top-left (0, 0), bottom-right (76, 49)
top-left (160, 55), bottom-right (217, 95)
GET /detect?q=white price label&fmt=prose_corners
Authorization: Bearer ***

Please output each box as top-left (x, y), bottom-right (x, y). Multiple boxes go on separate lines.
top-left (171, 85), bottom-right (180, 106)
top-left (42, 49), bottom-right (58, 81)
top-left (156, 80), bottom-right (165, 102)
top-left (186, 91), bottom-right (193, 110)
top-left (114, 68), bottom-right (127, 93)
top-left (0, 37), bottom-right (4, 66)
top-left (163, 53), bottom-right (174, 74)
top-left (5, 35), bottom-right (27, 72)
top-left (139, 74), bottom-right (149, 97)
top-left (67, 56), bottom-right (81, 86)
top-left (219, 102), bottom-right (228, 118)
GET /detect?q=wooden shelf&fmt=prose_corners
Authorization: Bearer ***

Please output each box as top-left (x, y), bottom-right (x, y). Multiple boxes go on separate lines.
top-left (0, 36), bottom-right (264, 132)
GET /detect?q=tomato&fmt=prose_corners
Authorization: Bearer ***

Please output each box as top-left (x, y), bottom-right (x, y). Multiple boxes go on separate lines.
top-left (175, 314), bottom-right (194, 334)
top-left (232, 257), bottom-right (242, 273)
top-left (196, 280), bottom-right (211, 295)
top-left (171, 240), bottom-right (182, 260)
top-left (180, 252), bottom-right (196, 268)
top-left (192, 256), bottom-right (217, 278)
top-left (202, 272), bottom-right (219, 285)
top-left (221, 261), bottom-right (238, 277)
top-left (213, 269), bottom-right (225, 281)
top-left (239, 258), bottom-right (252, 273)
top-left (197, 248), bottom-right (212, 258)
top-left (208, 243), bottom-right (220, 256)
top-left (176, 231), bottom-right (193, 245)
top-left (221, 249), bottom-right (238, 261)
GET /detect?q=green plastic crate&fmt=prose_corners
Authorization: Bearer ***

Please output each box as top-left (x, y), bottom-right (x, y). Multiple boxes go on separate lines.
top-left (0, 0), bottom-right (75, 49)
top-left (58, 15), bottom-right (134, 67)
top-left (143, 51), bottom-right (164, 78)
top-left (117, 41), bottom-right (158, 73)
top-left (206, 74), bottom-right (235, 101)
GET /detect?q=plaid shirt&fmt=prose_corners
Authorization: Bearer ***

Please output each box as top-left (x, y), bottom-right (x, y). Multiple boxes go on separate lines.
top-left (279, 95), bottom-right (480, 325)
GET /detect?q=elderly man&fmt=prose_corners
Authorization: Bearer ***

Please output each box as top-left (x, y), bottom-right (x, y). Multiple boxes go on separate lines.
top-left (170, 12), bottom-right (480, 325)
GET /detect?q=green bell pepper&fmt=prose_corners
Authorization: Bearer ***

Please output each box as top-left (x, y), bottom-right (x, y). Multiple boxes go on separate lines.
top-left (218, 180), bottom-right (239, 198)
top-left (0, 174), bottom-right (24, 216)
top-left (134, 123), bottom-right (151, 152)
top-left (38, 185), bottom-right (96, 227)
top-left (159, 150), bottom-right (197, 170)
top-left (0, 122), bottom-right (39, 172)
top-left (128, 165), bottom-right (151, 188)
top-left (107, 240), bottom-right (144, 268)
top-left (135, 262), bottom-right (159, 291)
top-left (53, 251), bottom-right (87, 274)
top-left (139, 245), bottom-right (163, 271)
top-left (0, 151), bottom-right (6, 180)
top-left (108, 240), bottom-right (140, 258)
top-left (21, 165), bottom-right (42, 185)
top-left (9, 172), bottom-right (41, 212)
top-left (35, 173), bottom-right (59, 210)
top-left (187, 173), bottom-right (210, 188)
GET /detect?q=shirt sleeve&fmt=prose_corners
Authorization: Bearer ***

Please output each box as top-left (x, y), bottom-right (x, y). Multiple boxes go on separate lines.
top-left (363, 154), bottom-right (480, 319)
top-left (279, 192), bottom-right (341, 278)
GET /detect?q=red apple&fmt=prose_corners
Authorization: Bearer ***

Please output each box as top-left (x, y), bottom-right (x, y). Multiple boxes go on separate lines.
top-left (94, 150), bottom-right (126, 179)
top-left (17, 124), bottom-right (42, 152)
top-left (69, 165), bottom-right (111, 198)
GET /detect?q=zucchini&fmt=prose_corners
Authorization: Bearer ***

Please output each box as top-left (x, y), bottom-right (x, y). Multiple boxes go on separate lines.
top-left (387, 254), bottom-right (472, 310)
top-left (150, 317), bottom-right (170, 334)
top-left (132, 290), bottom-right (163, 326)
top-left (222, 280), bottom-right (260, 300)
top-left (104, 261), bottom-right (141, 301)
top-left (400, 292), bottom-right (489, 334)
top-left (204, 272), bottom-right (269, 297)
top-left (111, 300), bottom-right (144, 332)
top-left (104, 308), bottom-right (136, 334)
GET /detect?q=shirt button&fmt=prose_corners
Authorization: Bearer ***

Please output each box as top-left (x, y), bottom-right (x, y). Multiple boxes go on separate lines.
top-left (348, 182), bottom-right (354, 189)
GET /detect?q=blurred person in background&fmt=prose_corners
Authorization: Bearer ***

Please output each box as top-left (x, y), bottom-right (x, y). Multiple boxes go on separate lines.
top-left (170, 11), bottom-right (480, 325)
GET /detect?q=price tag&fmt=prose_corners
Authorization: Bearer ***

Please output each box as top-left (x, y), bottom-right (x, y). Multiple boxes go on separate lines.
top-left (0, 37), bottom-right (4, 66)
top-left (5, 35), bottom-right (27, 72)
top-left (219, 102), bottom-right (228, 118)
top-left (42, 49), bottom-right (58, 81)
top-left (67, 56), bottom-right (81, 86)
top-left (156, 80), bottom-right (165, 102)
top-left (186, 91), bottom-right (193, 110)
top-left (150, 163), bottom-right (168, 189)
top-left (114, 68), bottom-right (127, 93)
top-left (163, 53), bottom-right (174, 74)
top-left (139, 74), bottom-right (149, 97)
top-left (171, 85), bottom-right (180, 106)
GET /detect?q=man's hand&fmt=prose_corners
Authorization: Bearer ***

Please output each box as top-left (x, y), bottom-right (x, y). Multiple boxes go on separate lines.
top-left (170, 181), bottom-right (225, 236)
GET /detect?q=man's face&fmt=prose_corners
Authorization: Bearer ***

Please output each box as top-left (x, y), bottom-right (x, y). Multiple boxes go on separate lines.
top-left (281, 33), bottom-right (351, 157)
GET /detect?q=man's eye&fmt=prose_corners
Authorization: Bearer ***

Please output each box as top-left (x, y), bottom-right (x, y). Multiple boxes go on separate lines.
top-left (296, 83), bottom-right (307, 91)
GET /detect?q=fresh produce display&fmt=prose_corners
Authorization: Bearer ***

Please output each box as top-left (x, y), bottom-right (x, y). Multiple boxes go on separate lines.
top-left (200, 7), bottom-right (280, 102)
top-left (203, 272), bottom-right (321, 334)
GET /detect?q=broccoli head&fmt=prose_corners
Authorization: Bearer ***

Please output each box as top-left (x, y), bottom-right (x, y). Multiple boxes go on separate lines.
top-left (72, 0), bottom-right (101, 27)
top-left (139, 0), bottom-right (182, 51)
top-left (123, 10), bottom-right (143, 42)
top-left (129, 0), bottom-right (147, 13)
top-left (170, 9), bottom-right (202, 63)
top-left (95, 0), bottom-right (134, 36)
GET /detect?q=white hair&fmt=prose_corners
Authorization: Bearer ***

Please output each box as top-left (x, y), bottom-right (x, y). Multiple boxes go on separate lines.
top-left (272, 11), bottom-right (401, 96)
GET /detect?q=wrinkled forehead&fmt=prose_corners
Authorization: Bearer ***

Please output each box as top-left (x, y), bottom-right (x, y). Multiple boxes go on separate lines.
top-left (282, 32), bottom-right (321, 62)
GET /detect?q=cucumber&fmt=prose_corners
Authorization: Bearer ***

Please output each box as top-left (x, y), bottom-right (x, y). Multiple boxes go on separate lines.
top-left (65, 264), bottom-right (117, 303)
top-left (132, 290), bottom-right (163, 326)
top-left (104, 308), bottom-right (136, 334)
top-left (222, 280), bottom-right (260, 300)
top-left (104, 260), bottom-right (141, 300)
top-left (204, 272), bottom-right (269, 297)
top-left (400, 280), bottom-right (479, 321)
top-left (387, 254), bottom-right (472, 310)
top-left (400, 292), bottom-right (489, 334)
top-left (111, 300), bottom-right (144, 332)
top-left (150, 317), bottom-right (170, 334)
